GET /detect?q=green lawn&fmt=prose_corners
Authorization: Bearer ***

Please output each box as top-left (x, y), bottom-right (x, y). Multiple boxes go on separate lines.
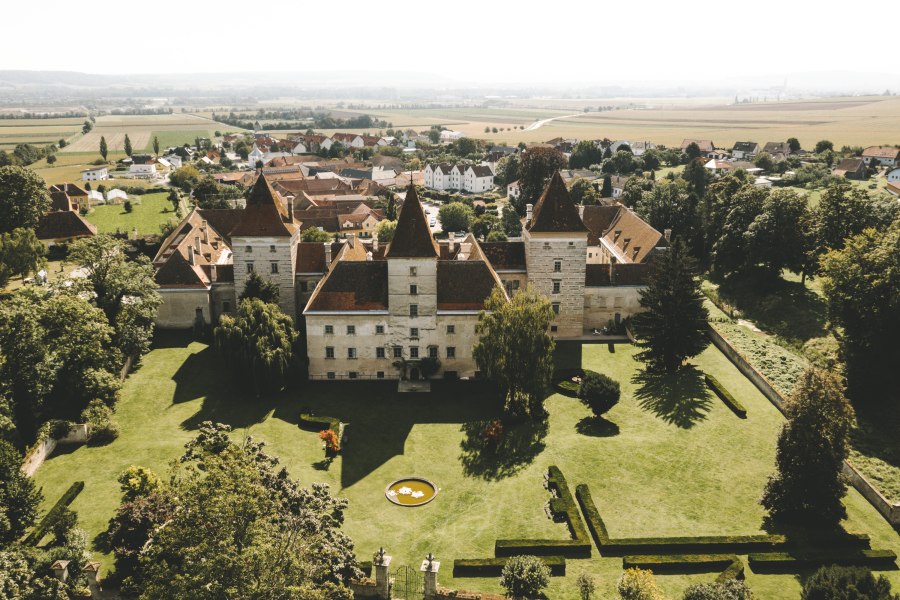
top-left (146, 129), bottom-right (216, 152)
top-left (31, 334), bottom-right (900, 599)
top-left (85, 192), bottom-right (178, 235)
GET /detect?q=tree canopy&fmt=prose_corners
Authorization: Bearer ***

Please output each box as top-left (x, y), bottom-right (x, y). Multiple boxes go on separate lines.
top-left (761, 368), bottom-right (855, 528)
top-left (438, 202), bottom-right (473, 232)
top-left (0, 228), bottom-right (45, 287)
top-left (375, 219), bottom-right (397, 243)
top-left (239, 271), bottom-right (281, 305)
top-left (0, 166), bottom-right (51, 234)
top-left (68, 235), bottom-right (161, 359)
top-left (513, 147), bottom-right (567, 215)
top-left (301, 227), bottom-right (333, 242)
top-left (473, 286), bottom-right (555, 418)
top-left (214, 299), bottom-right (297, 396)
top-left (632, 241), bottom-right (709, 372)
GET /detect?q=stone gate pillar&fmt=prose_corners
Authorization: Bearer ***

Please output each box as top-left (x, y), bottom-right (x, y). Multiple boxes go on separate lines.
top-left (421, 553), bottom-right (440, 597)
top-left (373, 547), bottom-right (392, 599)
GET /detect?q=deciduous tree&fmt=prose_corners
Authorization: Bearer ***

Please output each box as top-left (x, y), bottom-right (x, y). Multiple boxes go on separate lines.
top-left (0, 166), bottom-right (51, 233)
top-left (761, 369), bottom-right (855, 528)
top-left (238, 271), bottom-right (280, 305)
top-left (820, 221), bottom-right (899, 403)
top-left (801, 565), bottom-right (898, 600)
top-left (501, 205), bottom-right (522, 237)
top-left (0, 439), bottom-right (42, 543)
top-left (123, 134), bottom-right (132, 157)
top-left (513, 147), bottom-right (567, 215)
top-left (0, 228), bottom-right (45, 287)
top-left (214, 299), bottom-right (297, 395)
top-left (68, 234), bottom-right (161, 358)
top-left (474, 286), bottom-right (555, 419)
top-left (569, 140), bottom-right (603, 169)
top-left (375, 219), bottom-right (397, 243)
top-left (438, 202), bottom-right (473, 232)
top-left (301, 227), bottom-right (332, 242)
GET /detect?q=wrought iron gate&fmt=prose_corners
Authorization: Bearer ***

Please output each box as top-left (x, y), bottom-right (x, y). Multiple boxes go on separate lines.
top-left (392, 564), bottom-right (423, 600)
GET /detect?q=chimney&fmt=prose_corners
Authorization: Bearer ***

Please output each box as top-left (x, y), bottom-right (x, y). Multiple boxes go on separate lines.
top-left (324, 242), bottom-right (332, 266)
top-left (664, 228), bottom-right (672, 241)
top-left (201, 220), bottom-right (209, 243)
top-left (195, 236), bottom-right (202, 254)
top-left (448, 231), bottom-right (455, 254)
top-left (210, 265), bottom-right (217, 282)
top-left (526, 203), bottom-right (533, 222)
top-left (578, 204), bottom-right (585, 219)
top-left (188, 247), bottom-right (196, 266)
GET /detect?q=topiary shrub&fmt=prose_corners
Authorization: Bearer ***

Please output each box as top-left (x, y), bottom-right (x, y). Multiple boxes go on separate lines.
top-left (801, 565), bottom-right (898, 600)
top-left (81, 399), bottom-right (119, 446)
top-left (617, 567), bottom-right (666, 600)
top-left (578, 371), bottom-right (620, 417)
top-left (500, 555), bottom-right (551, 599)
top-left (683, 579), bottom-right (753, 600)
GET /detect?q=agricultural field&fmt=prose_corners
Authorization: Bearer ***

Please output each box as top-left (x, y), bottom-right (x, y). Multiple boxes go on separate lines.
top-left (294, 95), bottom-right (900, 148)
top-left (61, 113), bottom-right (231, 153)
top-left (0, 117), bottom-right (83, 150)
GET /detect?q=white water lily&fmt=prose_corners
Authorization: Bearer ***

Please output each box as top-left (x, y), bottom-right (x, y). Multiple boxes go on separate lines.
top-left (411, 491), bottom-right (425, 499)
top-left (398, 486), bottom-right (413, 495)
top-left (387, 490), bottom-right (397, 497)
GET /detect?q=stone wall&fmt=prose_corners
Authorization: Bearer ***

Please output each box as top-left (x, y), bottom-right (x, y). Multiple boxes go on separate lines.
top-left (155, 288), bottom-right (211, 328)
top-left (583, 285), bottom-right (642, 329)
top-left (707, 323), bottom-right (900, 526)
top-left (305, 313), bottom-right (481, 379)
top-left (349, 578), bottom-right (380, 598)
top-left (523, 230), bottom-right (587, 337)
top-left (21, 424), bottom-right (90, 477)
top-left (231, 234), bottom-right (299, 318)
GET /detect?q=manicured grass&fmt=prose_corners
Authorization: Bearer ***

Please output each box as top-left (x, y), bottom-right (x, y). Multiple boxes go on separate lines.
top-left (84, 192), bottom-right (178, 235)
top-left (31, 334), bottom-right (900, 599)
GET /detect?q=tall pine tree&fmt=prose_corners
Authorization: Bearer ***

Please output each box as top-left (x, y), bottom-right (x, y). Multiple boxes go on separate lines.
top-left (99, 135), bottom-right (108, 161)
top-left (632, 240), bottom-right (709, 372)
top-left (124, 133), bottom-right (133, 157)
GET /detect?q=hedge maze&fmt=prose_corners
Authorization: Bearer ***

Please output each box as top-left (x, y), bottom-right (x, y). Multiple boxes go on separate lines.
top-left (453, 467), bottom-right (897, 581)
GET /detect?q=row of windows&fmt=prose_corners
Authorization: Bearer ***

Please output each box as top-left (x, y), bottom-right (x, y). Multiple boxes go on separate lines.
top-left (245, 262), bottom-right (279, 274)
top-left (244, 245), bottom-right (278, 253)
top-left (324, 324), bottom-right (456, 335)
top-left (325, 346), bottom-right (456, 359)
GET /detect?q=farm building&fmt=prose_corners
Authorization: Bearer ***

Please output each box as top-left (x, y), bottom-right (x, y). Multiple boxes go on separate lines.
top-left (832, 157), bottom-right (867, 180)
top-left (81, 166), bottom-right (109, 182)
top-left (861, 146), bottom-right (900, 167)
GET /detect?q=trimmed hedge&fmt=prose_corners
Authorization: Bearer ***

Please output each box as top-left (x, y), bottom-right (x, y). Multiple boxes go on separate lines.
top-left (748, 549), bottom-right (897, 572)
top-left (622, 554), bottom-right (739, 574)
top-left (574, 483), bottom-right (869, 557)
top-left (705, 374), bottom-right (747, 418)
top-left (495, 466), bottom-right (591, 558)
top-left (24, 481), bottom-right (84, 545)
top-left (716, 557), bottom-right (746, 582)
top-left (299, 413), bottom-right (341, 432)
top-left (453, 556), bottom-right (566, 577)
top-left (359, 561), bottom-right (372, 577)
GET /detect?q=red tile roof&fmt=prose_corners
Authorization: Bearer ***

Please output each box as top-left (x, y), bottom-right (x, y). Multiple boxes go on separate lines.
top-left (437, 261), bottom-right (500, 310)
top-left (305, 260), bottom-right (388, 311)
top-left (230, 174), bottom-right (297, 237)
top-left (35, 210), bottom-right (96, 240)
top-left (385, 186), bottom-right (439, 258)
top-left (527, 172), bottom-right (589, 233)
top-left (153, 250), bottom-right (208, 288)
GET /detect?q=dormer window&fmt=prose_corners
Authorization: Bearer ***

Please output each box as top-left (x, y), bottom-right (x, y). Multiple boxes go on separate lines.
top-left (632, 247), bottom-right (641, 259)
top-left (622, 238), bottom-right (631, 250)
top-left (613, 230), bottom-right (621, 242)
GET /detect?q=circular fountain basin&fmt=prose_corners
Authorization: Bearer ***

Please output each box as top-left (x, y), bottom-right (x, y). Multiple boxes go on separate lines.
top-left (384, 477), bottom-right (438, 507)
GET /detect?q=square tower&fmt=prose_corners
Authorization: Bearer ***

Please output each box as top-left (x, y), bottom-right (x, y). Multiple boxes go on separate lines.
top-left (523, 172), bottom-right (589, 338)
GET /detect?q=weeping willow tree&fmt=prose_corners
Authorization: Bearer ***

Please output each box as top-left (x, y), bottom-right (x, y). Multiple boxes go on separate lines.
top-left (214, 298), bottom-right (297, 395)
top-left (473, 286), bottom-right (555, 419)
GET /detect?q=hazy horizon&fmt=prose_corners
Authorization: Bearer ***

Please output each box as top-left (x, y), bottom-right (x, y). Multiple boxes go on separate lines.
top-left (4, 0), bottom-right (899, 92)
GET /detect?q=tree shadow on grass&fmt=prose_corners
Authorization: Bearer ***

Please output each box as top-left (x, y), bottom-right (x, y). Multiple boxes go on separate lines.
top-left (632, 365), bottom-right (712, 429)
top-left (576, 416), bottom-right (620, 437)
top-left (172, 346), bottom-right (275, 431)
top-left (459, 417), bottom-right (549, 481)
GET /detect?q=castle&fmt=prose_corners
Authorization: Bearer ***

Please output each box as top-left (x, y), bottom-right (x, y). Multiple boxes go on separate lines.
top-left (153, 172), bottom-right (667, 380)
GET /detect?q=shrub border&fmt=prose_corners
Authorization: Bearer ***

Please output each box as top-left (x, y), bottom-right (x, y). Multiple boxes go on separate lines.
top-left (622, 553), bottom-right (739, 574)
top-left (748, 549), bottom-right (897, 572)
top-left (24, 480), bottom-right (84, 545)
top-left (452, 556), bottom-right (566, 577)
top-left (494, 466), bottom-right (591, 558)
top-left (704, 373), bottom-right (747, 418)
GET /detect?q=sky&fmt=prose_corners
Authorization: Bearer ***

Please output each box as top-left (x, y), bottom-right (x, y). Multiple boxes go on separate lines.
top-left (2, 0), bottom-right (898, 87)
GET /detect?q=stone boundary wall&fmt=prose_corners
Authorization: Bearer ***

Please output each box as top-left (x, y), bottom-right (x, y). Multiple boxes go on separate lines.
top-left (433, 589), bottom-right (507, 600)
top-left (706, 323), bottom-right (900, 526)
top-left (21, 424), bottom-right (90, 477)
top-left (349, 578), bottom-right (379, 598)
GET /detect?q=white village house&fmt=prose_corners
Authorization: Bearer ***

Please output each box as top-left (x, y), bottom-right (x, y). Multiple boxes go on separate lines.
top-left (81, 166), bottom-right (109, 182)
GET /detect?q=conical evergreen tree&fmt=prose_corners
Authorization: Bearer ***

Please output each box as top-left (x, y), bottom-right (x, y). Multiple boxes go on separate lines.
top-left (632, 240), bottom-right (709, 371)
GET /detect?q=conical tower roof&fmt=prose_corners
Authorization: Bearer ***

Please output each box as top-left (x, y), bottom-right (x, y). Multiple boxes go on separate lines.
top-left (231, 174), bottom-right (296, 237)
top-left (527, 171), bottom-right (588, 233)
top-left (386, 185), bottom-right (439, 258)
